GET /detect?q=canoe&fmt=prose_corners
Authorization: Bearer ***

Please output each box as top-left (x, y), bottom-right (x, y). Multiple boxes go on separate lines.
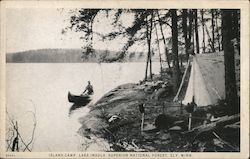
top-left (68, 91), bottom-right (92, 105)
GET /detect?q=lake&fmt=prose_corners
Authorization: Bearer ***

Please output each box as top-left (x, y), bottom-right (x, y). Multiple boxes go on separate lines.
top-left (6, 63), bottom-right (160, 151)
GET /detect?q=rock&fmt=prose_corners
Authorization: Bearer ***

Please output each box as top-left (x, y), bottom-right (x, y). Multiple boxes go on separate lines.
top-left (157, 132), bottom-right (171, 140)
top-left (213, 138), bottom-right (224, 148)
top-left (146, 141), bottom-right (153, 144)
top-left (143, 145), bottom-right (156, 151)
top-left (143, 123), bottom-right (156, 131)
top-left (155, 114), bottom-right (175, 130)
top-left (153, 140), bottom-right (162, 145)
top-left (108, 115), bottom-right (120, 123)
top-left (144, 87), bottom-right (154, 94)
top-left (142, 133), bottom-right (156, 141)
top-left (105, 92), bottom-right (115, 98)
top-left (161, 140), bottom-right (171, 145)
top-left (169, 126), bottom-right (182, 131)
top-left (154, 88), bottom-right (168, 99)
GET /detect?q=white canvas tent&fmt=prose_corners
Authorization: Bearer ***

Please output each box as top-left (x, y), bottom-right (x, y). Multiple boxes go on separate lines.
top-left (175, 52), bottom-right (226, 107)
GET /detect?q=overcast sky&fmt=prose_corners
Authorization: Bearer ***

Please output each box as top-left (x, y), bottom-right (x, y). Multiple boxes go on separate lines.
top-left (6, 8), bottom-right (134, 53)
top-left (6, 8), bottom-right (76, 52)
top-left (6, 8), bottom-right (213, 54)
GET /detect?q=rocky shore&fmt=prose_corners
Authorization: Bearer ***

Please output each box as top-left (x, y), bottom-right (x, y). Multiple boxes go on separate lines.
top-left (77, 76), bottom-right (190, 151)
top-left (77, 76), bottom-right (240, 152)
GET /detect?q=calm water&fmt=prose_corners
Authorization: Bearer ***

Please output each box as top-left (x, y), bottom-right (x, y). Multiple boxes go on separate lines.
top-left (6, 63), bottom-right (160, 151)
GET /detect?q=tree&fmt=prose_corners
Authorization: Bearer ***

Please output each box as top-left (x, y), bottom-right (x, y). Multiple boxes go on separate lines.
top-left (211, 9), bottom-right (215, 52)
top-left (182, 9), bottom-right (189, 59)
top-left (215, 10), bottom-right (222, 51)
top-left (222, 9), bottom-right (239, 115)
top-left (188, 9), bottom-right (194, 55)
top-left (105, 9), bottom-right (174, 79)
top-left (104, 9), bottom-right (156, 79)
top-left (145, 10), bottom-right (154, 80)
top-left (203, 9), bottom-right (217, 53)
top-left (171, 9), bottom-right (181, 93)
top-left (231, 10), bottom-right (240, 54)
top-left (194, 9), bottom-right (200, 54)
top-left (68, 9), bottom-right (101, 57)
top-left (200, 9), bottom-right (206, 53)
top-left (157, 10), bottom-right (172, 71)
top-left (154, 20), bottom-right (163, 72)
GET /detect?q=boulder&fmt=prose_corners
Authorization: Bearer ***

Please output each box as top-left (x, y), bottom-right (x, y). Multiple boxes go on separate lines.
top-left (154, 114), bottom-right (175, 130)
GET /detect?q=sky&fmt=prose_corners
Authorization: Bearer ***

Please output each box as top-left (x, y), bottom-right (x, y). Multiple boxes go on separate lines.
top-left (6, 8), bottom-right (79, 53)
top-left (6, 8), bottom-right (214, 54)
top-left (6, 8), bottom-right (133, 53)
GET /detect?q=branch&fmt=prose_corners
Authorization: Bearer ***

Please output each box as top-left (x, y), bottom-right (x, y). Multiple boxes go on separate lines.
top-left (6, 129), bottom-right (15, 151)
top-left (24, 100), bottom-right (37, 152)
top-left (6, 110), bottom-right (31, 152)
top-left (213, 132), bottom-right (239, 151)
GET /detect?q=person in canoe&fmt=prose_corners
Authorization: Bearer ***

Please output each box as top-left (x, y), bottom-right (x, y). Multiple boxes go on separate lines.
top-left (82, 81), bottom-right (94, 95)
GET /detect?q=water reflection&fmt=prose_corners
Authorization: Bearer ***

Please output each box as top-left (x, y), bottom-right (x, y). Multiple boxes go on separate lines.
top-left (69, 103), bottom-right (83, 115)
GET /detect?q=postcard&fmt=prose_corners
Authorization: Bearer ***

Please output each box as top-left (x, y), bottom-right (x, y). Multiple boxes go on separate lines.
top-left (0, 0), bottom-right (249, 158)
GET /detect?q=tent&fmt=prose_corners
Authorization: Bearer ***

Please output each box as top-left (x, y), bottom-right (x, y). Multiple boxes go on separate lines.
top-left (175, 52), bottom-right (226, 107)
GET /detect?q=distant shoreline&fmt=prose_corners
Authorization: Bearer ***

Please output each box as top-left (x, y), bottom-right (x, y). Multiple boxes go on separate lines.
top-left (6, 48), bottom-right (160, 63)
top-left (6, 62), bottom-right (148, 64)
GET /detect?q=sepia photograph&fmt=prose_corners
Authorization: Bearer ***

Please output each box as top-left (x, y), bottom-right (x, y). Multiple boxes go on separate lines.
top-left (0, 0), bottom-right (249, 158)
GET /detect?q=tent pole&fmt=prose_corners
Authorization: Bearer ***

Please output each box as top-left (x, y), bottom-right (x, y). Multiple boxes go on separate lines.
top-left (141, 113), bottom-right (145, 132)
top-left (180, 101), bottom-right (183, 114)
top-left (188, 113), bottom-right (192, 130)
top-left (173, 59), bottom-right (191, 102)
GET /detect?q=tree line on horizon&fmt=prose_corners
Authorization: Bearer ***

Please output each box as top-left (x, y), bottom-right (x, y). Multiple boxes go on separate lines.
top-left (6, 48), bottom-right (164, 63)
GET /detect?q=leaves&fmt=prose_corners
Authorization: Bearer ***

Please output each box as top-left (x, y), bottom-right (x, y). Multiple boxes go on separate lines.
top-left (64, 9), bottom-right (226, 62)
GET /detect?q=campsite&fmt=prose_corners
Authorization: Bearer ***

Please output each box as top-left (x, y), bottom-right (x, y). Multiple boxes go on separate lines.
top-left (5, 7), bottom-right (243, 154)
top-left (78, 51), bottom-right (240, 152)
top-left (70, 9), bottom-right (241, 152)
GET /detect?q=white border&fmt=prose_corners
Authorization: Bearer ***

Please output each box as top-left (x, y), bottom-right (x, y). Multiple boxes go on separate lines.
top-left (0, 0), bottom-right (249, 158)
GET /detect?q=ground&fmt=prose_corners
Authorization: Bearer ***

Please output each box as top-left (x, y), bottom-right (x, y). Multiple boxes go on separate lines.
top-left (77, 73), bottom-right (240, 152)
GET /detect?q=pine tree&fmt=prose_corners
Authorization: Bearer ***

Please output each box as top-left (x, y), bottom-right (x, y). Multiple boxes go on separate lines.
top-left (194, 9), bottom-right (200, 54)
top-left (222, 9), bottom-right (239, 115)
top-left (200, 9), bottom-right (206, 53)
top-left (171, 9), bottom-right (181, 93)
top-left (182, 9), bottom-right (189, 59)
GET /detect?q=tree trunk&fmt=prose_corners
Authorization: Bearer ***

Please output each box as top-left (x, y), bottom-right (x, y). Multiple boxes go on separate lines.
top-left (145, 13), bottom-right (153, 80)
top-left (145, 17), bottom-right (150, 81)
top-left (232, 10), bottom-right (240, 43)
top-left (157, 11), bottom-right (171, 70)
top-left (149, 12), bottom-right (153, 79)
top-left (184, 114), bottom-right (240, 136)
top-left (194, 9), bottom-right (199, 54)
top-left (232, 10), bottom-right (240, 54)
top-left (211, 9), bottom-right (215, 52)
top-left (222, 9), bottom-right (239, 115)
top-left (145, 51), bottom-right (149, 81)
top-left (90, 20), bottom-right (94, 56)
top-left (154, 22), bottom-right (163, 72)
top-left (171, 9), bottom-right (181, 93)
top-left (149, 54), bottom-right (152, 79)
top-left (205, 22), bottom-right (215, 53)
top-left (215, 10), bottom-right (221, 51)
top-left (201, 9), bottom-right (206, 53)
top-left (182, 9), bottom-right (189, 60)
top-left (188, 9), bottom-right (194, 55)
top-left (180, 55), bottom-right (183, 68)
